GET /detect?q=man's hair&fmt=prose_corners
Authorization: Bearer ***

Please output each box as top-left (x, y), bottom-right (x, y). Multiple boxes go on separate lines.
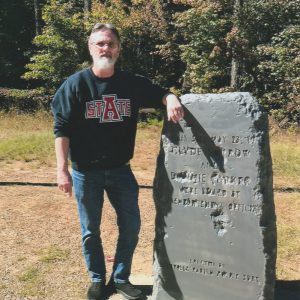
top-left (89, 23), bottom-right (121, 43)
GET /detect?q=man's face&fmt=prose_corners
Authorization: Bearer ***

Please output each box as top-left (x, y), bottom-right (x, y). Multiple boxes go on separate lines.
top-left (88, 29), bottom-right (120, 70)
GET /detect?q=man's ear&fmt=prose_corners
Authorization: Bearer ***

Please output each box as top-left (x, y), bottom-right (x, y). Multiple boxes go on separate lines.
top-left (87, 41), bottom-right (92, 55)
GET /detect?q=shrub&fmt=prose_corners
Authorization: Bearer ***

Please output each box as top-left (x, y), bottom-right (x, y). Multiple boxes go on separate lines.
top-left (0, 88), bottom-right (52, 113)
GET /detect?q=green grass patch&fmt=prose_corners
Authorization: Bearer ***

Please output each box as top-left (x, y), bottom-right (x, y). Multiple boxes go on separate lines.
top-left (16, 246), bottom-right (69, 298)
top-left (18, 267), bottom-right (39, 282)
top-left (0, 111), bottom-right (299, 182)
top-left (0, 131), bottom-right (54, 163)
top-left (277, 224), bottom-right (300, 260)
top-left (39, 245), bottom-right (70, 263)
top-left (271, 137), bottom-right (300, 180)
top-left (18, 268), bottom-right (44, 298)
top-left (138, 119), bottom-right (163, 128)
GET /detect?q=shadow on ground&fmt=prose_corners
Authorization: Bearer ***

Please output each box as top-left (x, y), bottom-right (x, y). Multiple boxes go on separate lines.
top-left (0, 182), bottom-right (154, 189)
top-left (275, 280), bottom-right (300, 300)
top-left (105, 280), bottom-right (299, 299)
top-left (105, 284), bottom-right (152, 299)
top-left (2, 181), bottom-right (300, 193)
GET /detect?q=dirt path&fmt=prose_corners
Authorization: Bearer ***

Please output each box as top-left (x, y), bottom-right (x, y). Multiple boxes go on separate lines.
top-left (0, 161), bottom-right (158, 299)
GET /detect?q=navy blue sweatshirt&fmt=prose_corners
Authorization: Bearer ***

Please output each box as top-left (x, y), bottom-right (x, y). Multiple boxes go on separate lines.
top-left (51, 68), bottom-right (167, 170)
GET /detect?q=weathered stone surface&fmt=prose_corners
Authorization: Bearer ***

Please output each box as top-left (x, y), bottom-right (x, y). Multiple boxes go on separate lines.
top-left (153, 93), bottom-right (276, 300)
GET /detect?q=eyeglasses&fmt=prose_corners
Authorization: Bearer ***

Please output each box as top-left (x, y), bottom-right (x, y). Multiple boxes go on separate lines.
top-left (91, 41), bottom-right (119, 49)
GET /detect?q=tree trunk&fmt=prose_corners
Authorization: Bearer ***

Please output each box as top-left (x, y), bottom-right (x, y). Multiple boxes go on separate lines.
top-left (84, 0), bottom-right (92, 13)
top-left (231, 57), bottom-right (239, 90)
top-left (84, 0), bottom-right (92, 25)
top-left (230, 0), bottom-right (243, 90)
top-left (34, 0), bottom-right (41, 35)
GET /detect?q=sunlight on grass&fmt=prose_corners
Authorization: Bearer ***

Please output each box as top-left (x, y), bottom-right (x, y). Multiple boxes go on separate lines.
top-left (39, 245), bottom-right (70, 263)
top-left (18, 267), bottom-right (39, 282)
top-left (0, 131), bottom-right (54, 164)
top-left (18, 266), bottom-right (44, 298)
top-left (16, 246), bottom-right (70, 298)
top-left (138, 119), bottom-right (163, 128)
top-left (136, 124), bottom-right (162, 141)
top-left (271, 140), bottom-right (300, 178)
top-left (277, 222), bottom-right (300, 279)
top-left (275, 192), bottom-right (300, 280)
top-left (0, 110), bottom-right (52, 136)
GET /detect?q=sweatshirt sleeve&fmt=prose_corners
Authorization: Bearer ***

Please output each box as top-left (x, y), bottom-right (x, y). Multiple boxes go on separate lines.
top-left (134, 74), bottom-right (168, 109)
top-left (51, 79), bottom-right (76, 138)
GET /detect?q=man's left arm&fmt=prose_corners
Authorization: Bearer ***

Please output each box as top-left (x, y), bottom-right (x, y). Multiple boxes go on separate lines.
top-left (163, 93), bottom-right (184, 123)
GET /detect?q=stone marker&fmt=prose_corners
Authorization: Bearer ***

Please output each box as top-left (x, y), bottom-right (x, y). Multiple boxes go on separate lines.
top-left (153, 93), bottom-right (276, 300)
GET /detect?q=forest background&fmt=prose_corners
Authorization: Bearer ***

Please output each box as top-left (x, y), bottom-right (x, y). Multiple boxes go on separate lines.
top-left (0, 0), bottom-right (299, 128)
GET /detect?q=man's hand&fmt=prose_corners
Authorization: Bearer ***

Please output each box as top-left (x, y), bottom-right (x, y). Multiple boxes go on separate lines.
top-left (55, 137), bottom-right (72, 197)
top-left (57, 169), bottom-right (72, 197)
top-left (163, 93), bottom-right (184, 123)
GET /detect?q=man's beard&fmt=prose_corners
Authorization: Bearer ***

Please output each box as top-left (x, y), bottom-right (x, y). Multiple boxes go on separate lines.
top-left (93, 56), bottom-right (117, 70)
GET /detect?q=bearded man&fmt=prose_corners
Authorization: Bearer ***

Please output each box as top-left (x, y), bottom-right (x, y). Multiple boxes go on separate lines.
top-left (51, 23), bottom-right (184, 300)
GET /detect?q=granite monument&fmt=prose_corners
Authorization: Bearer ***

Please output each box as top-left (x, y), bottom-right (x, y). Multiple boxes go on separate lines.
top-left (153, 93), bottom-right (277, 300)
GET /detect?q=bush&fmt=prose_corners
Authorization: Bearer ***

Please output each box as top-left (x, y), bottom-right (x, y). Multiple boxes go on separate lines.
top-left (257, 25), bottom-right (300, 127)
top-left (23, 0), bottom-right (88, 93)
top-left (0, 88), bottom-right (52, 113)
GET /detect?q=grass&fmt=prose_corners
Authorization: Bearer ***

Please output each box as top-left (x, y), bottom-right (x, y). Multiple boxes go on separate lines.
top-left (0, 131), bottom-right (54, 163)
top-left (0, 111), bottom-right (164, 165)
top-left (270, 134), bottom-right (300, 184)
top-left (18, 267), bottom-right (40, 282)
top-left (39, 245), bottom-right (70, 263)
top-left (0, 110), bottom-right (52, 135)
top-left (138, 118), bottom-right (163, 128)
top-left (0, 111), bottom-right (298, 178)
top-left (16, 245), bottom-right (70, 297)
top-left (18, 266), bottom-right (44, 297)
top-left (277, 224), bottom-right (300, 278)
top-left (275, 192), bottom-right (300, 280)
top-left (0, 111), bottom-right (54, 164)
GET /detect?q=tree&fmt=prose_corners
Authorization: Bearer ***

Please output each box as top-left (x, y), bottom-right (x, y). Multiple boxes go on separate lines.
top-left (88, 0), bottom-right (171, 85)
top-left (24, 0), bottom-right (173, 90)
top-left (257, 25), bottom-right (300, 126)
top-left (174, 0), bottom-right (233, 93)
top-left (235, 0), bottom-right (300, 92)
top-left (0, 0), bottom-right (35, 87)
top-left (23, 0), bottom-right (88, 92)
top-left (21, 0), bottom-right (300, 126)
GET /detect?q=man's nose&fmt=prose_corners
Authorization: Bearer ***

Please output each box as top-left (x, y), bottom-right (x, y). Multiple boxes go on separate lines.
top-left (102, 44), bottom-right (110, 50)
top-left (99, 47), bottom-right (110, 55)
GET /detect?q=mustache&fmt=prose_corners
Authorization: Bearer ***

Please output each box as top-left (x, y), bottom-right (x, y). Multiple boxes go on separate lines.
top-left (99, 55), bottom-right (112, 59)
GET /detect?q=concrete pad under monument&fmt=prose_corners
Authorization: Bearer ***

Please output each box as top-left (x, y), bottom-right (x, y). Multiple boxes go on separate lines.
top-left (153, 93), bottom-right (276, 300)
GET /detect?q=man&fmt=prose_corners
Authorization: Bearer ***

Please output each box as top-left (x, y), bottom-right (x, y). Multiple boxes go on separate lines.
top-left (52, 23), bottom-right (184, 300)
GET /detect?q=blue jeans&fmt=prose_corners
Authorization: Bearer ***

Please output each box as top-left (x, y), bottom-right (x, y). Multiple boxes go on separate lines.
top-left (72, 164), bottom-right (140, 283)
